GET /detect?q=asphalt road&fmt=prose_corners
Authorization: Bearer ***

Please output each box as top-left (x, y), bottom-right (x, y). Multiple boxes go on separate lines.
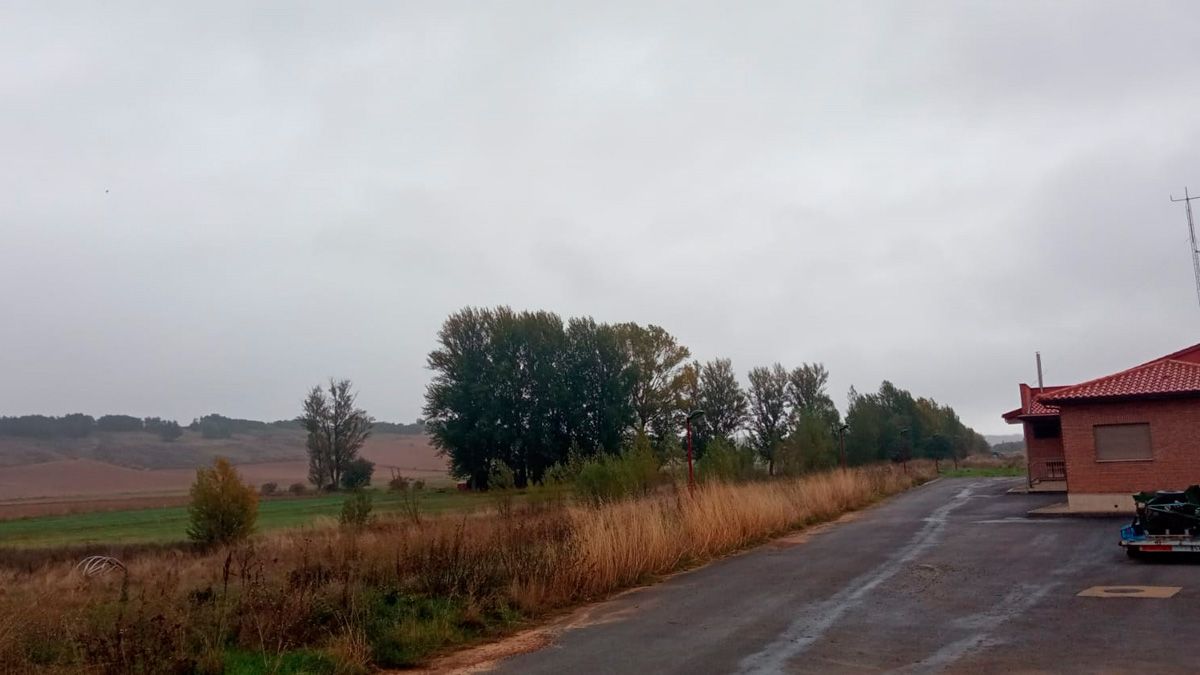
top-left (491, 477), bottom-right (1200, 674)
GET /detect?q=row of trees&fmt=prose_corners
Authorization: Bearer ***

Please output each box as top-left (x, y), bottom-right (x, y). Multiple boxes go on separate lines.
top-left (0, 414), bottom-right (183, 441)
top-left (423, 308), bottom-right (693, 487)
top-left (0, 412), bottom-right (424, 442)
top-left (844, 382), bottom-right (990, 466)
top-left (424, 307), bottom-right (990, 488)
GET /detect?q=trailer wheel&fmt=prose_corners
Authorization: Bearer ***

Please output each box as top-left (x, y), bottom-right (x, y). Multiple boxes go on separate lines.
top-left (1125, 547), bottom-right (1141, 559)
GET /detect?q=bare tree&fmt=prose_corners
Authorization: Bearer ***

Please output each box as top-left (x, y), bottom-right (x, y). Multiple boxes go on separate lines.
top-left (300, 379), bottom-right (374, 490)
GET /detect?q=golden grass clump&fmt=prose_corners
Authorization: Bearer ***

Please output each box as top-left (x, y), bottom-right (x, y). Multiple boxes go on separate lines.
top-left (557, 464), bottom-right (924, 598)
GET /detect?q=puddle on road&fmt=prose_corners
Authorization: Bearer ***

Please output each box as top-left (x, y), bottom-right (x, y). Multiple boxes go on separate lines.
top-left (1077, 585), bottom-right (1182, 598)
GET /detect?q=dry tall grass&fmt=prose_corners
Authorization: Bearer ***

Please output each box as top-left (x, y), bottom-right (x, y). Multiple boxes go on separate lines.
top-left (0, 463), bottom-right (932, 673)
top-left (959, 453), bottom-right (1025, 469)
top-left (562, 465), bottom-right (923, 597)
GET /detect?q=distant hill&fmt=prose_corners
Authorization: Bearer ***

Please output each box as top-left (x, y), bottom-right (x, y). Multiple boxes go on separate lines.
top-left (0, 413), bottom-right (424, 442)
top-left (990, 440), bottom-right (1025, 456)
top-left (0, 434), bottom-right (448, 505)
top-left (0, 414), bottom-right (427, 469)
top-left (985, 434), bottom-right (1023, 447)
top-left (0, 413), bottom-right (446, 504)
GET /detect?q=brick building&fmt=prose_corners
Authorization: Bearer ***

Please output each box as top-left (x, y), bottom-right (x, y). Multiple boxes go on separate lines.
top-left (1004, 343), bottom-right (1200, 513)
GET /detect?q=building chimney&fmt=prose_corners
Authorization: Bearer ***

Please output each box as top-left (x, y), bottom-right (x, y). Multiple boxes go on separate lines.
top-left (1036, 351), bottom-right (1044, 391)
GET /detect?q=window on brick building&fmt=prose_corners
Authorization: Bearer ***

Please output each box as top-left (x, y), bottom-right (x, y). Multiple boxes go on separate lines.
top-left (1031, 418), bottom-right (1061, 439)
top-left (1093, 423), bottom-right (1152, 461)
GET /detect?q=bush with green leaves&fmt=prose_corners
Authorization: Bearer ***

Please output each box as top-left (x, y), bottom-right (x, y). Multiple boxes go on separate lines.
top-left (775, 412), bottom-right (839, 476)
top-left (542, 445), bottom-right (587, 485)
top-left (186, 457), bottom-right (258, 546)
top-left (341, 457), bottom-right (376, 490)
top-left (574, 437), bottom-right (660, 505)
top-left (488, 461), bottom-right (516, 491)
top-left (339, 490), bottom-right (374, 528)
top-left (488, 461), bottom-right (517, 517)
top-left (697, 436), bottom-right (761, 483)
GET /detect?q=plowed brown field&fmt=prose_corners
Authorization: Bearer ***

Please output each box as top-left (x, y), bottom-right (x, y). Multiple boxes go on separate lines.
top-left (0, 434), bottom-right (448, 519)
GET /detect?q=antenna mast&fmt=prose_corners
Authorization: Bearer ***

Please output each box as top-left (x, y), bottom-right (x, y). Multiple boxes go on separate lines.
top-left (1171, 187), bottom-right (1200, 311)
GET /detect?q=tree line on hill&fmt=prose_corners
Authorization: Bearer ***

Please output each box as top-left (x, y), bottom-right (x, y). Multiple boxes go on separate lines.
top-left (991, 439), bottom-right (1025, 455)
top-left (0, 413), bottom-right (424, 441)
top-left (423, 307), bottom-right (990, 488)
top-left (0, 414), bottom-right (184, 441)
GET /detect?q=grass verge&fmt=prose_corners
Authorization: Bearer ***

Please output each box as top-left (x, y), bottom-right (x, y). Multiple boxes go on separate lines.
top-left (0, 489), bottom-right (491, 549)
top-left (0, 463), bottom-right (934, 673)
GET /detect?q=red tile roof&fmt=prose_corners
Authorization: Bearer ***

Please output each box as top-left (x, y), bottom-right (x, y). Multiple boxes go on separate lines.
top-left (1004, 342), bottom-right (1200, 420)
top-left (1025, 396), bottom-right (1062, 416)
top-left (1039, 358), bottom-right (1200, 404)
top-left (1002, 384), bottom-right (1063, 422)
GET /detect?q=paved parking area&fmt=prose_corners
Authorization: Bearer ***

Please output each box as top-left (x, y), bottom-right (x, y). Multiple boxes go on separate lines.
top-left (492, 478), bottom-right (1198, 674)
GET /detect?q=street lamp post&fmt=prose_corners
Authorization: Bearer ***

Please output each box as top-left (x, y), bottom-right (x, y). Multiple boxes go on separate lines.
top-left (837, 424), bottom-right (849, 469)
top-left (686, 410), bottom-right (706, 490)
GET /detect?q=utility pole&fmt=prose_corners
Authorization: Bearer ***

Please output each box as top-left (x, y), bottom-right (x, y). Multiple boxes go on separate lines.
top-left (685, 410), bottom-right (705, 491)
top-left (1171, 187), bottom-right (1200, 311)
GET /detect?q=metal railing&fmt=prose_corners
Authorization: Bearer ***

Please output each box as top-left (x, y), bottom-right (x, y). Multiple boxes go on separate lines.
top-left (1028, 458), bottom-right (1067, 484)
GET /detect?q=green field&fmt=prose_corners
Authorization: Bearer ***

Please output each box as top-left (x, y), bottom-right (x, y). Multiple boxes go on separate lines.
top-left (0, 489), bottom-right (492, 549)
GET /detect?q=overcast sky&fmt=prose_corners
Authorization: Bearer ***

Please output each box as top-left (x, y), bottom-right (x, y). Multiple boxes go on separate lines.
top-left (4, 2), bottom-right (1200, 435)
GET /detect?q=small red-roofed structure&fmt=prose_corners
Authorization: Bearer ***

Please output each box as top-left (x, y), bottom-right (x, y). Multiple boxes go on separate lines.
top-left (1005, 342), bottom-right (1200, 512)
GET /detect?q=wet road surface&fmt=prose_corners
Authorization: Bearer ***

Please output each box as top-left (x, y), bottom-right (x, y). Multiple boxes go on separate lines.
top-left (491, 477), bottom-right (1198, 674)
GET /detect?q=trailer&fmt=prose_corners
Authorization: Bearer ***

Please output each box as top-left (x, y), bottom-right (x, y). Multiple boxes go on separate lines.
top-left (1120, 485), bottom-right (1200, 558)
top-left (1120, 525), bottom-right (1200, 556)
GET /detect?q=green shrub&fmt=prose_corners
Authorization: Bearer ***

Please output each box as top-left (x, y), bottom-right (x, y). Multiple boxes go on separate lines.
top-left (341, 458), bottom-right (375, 490)
top-left (386, 473), bottom-right (424, 492)
top-left (488, 461), bottom-right (516, 490)
top-left (488, 462), bottom-right (516, 517)
top-left (359, 592), bottom-right (485, 669)
top-left (775, 418), bottom-right (838, 476)
top-left (575, 437), bottom-right (660, 505)
top-left (288, 482), bottom-right (307, 495)
top-left (697, 437), bottom-right (761, 483)
top-left (186, 457), bottom-right (258, 546)
top-left (221, 649), bottom-right (337, 674)
top-left (339, 490), bottom-right (373, 528)
top-left (526, 469), bottom-right (571, 512)
top-left (542, 446), bottom-right (586, 484)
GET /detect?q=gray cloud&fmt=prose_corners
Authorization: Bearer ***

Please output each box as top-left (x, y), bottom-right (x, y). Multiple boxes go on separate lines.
top-left (4, 1), bottom-right (1200, 433)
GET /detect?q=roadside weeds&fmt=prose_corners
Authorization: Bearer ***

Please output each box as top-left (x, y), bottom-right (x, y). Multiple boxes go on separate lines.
top-left (0, 462), bottom-right (935, 673)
